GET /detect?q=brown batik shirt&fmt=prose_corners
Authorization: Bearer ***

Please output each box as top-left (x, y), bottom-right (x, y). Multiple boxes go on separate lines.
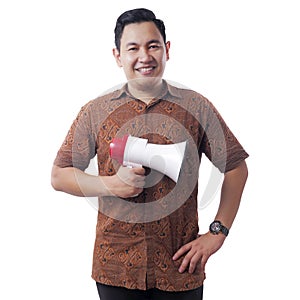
top-left (54, 80), bottom-right (249, 291)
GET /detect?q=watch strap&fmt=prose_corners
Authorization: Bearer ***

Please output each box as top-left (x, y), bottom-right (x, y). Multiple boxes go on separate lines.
top-left (220, 225), bottom-right (229, 236)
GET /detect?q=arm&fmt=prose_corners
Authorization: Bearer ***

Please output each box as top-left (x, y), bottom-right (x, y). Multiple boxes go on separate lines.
top-left (215, 159), bottom-right (248, 229)
top-left (51, 165), bottom-right (145, 198)
top-left (172, 160), bottom-right (248, 273)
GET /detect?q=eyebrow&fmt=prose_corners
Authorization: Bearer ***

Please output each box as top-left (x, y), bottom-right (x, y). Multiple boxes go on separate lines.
top-left (125, 39), bottom-right (162, 48)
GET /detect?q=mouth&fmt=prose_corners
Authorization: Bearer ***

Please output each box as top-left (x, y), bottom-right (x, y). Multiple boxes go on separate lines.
top-left (135, 66), bottom-right (156, 75)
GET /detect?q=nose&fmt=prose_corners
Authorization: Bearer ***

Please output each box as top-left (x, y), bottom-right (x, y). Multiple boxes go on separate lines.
top-left (138, 47), bottom-right (153, 63)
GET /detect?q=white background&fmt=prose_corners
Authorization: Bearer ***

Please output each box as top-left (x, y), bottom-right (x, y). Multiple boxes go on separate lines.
top-left (1, 0), bottom-right (299, 299)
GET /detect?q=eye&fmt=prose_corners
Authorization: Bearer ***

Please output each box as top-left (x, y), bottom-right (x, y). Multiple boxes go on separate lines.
top-left (149, 44), bottom-right (160, 49)
top-left (128, 47), bottom-right (138, 52)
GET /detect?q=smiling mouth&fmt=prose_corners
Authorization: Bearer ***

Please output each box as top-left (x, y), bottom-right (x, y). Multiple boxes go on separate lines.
top-left (135, 67), bottom-right (156, 75)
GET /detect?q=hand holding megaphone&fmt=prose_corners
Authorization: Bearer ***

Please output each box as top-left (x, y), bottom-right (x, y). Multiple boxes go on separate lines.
top-left (110, 165), bottom-right (145, 198)
top-left (109, 135), bottom-right (187, 183)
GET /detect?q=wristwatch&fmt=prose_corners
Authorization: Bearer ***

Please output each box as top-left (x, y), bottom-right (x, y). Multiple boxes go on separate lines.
top-left (209, 220), bottom-right (229, 236)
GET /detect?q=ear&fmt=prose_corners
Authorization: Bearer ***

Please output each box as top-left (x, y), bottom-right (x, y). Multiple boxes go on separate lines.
top-left (112, 48), bottom-right (122, 68)
top-left (165, 41), bottom-right (171, 61)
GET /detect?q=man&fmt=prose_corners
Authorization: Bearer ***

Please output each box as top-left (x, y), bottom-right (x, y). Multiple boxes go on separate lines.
top-left (51, 8), bottom-right (248, 300)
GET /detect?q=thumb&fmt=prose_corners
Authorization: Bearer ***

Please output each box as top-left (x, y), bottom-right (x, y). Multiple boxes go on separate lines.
top-left (132, 167), bottom-right (145, 175)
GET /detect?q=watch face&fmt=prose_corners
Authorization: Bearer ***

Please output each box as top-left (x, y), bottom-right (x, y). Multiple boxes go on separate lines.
top-left (210, 221), bottom-right (221, 233)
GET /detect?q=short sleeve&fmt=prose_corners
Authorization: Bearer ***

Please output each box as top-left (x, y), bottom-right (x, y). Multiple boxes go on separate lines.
top-left (199, 99), bottom-right (249, 173)
top-left (53, 101), bottom-right (96, 171)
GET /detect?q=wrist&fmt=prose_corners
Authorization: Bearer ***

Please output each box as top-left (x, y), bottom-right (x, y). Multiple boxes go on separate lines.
top-left (209, 220), bottom-right (229, 237)
top-left (98, 175), bottom-right (117, 197)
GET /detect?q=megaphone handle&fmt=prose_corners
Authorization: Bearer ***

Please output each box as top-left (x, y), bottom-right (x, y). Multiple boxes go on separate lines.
top-left (123, 163), bottom-right (143, 198)
top-left (124, 162), bottom-right (143, 168)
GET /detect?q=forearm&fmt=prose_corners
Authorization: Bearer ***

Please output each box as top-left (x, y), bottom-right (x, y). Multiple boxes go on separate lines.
top-left (173, 160), bottom-right (248, 274)
top-left (215, 160), bottom-right (248, 229)
top-left (51, 165), bottom-right (111, 197)
top-left (51, 165), bottom-right (145, 198)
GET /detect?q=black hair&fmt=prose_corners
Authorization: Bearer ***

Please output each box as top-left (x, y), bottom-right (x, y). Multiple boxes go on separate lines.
top-left (114, 8), bottom-right (166, 51)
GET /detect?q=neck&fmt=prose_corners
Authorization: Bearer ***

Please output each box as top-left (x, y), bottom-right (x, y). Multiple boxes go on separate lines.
top-left (127, 79), bottom-right (164, 104)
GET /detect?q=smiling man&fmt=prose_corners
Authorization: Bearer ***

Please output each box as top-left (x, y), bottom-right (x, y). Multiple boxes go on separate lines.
top-left (51, 8), bottom-right (249, 300)
top-left (113, 20), bottom-right (170, 103)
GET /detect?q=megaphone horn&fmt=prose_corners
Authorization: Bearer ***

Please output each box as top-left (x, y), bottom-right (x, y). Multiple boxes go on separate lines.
top-left (109, 135), bottom-right (187, 183)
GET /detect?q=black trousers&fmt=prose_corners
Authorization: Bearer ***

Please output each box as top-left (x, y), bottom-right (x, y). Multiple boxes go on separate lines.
top-left (96, 282), bottom-right (203, 300)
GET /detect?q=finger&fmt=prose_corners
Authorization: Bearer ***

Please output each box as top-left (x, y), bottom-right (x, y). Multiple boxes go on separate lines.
top-left (134, 178), bottom-right (145, 188)
top-left (118, 168), bottom-right (145, 187)
top-left (200, 255), bottom-right (209, 273)
top-left (178, 250), bottom-right (196, 273)
top-left (172, 243), bottom-right (192, 261)
top-left (132, 187), bottom-right (144, 196)
top-left (132, 173), bottom-right (145, 187)
top-left (133, 167), bottom-right (145, 175)
top-left (188, 252), bottom-right (202, 274)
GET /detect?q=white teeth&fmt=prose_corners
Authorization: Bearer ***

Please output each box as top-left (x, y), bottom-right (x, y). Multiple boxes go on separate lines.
top-left (139, 67), bottom-right (154, 72)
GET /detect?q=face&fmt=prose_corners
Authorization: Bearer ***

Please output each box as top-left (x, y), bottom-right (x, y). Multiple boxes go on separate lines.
top-left (113, 21), bottom-right (170, 92)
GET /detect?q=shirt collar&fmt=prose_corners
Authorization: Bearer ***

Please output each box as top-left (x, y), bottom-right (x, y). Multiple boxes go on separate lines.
top-left (110, 80), bottom-right (183, 101)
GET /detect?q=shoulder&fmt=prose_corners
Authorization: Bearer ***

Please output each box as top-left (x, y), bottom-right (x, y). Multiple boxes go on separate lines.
top-left (166, 81), bottom-right (215, 114)
top-left (167, 81), bottom-right (211, 104)
top-left (80, 84), bottom-right (126, 113)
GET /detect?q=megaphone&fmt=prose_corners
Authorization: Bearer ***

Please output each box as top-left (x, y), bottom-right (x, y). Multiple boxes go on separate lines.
top-left (109, 135), bottom-right (187, 183)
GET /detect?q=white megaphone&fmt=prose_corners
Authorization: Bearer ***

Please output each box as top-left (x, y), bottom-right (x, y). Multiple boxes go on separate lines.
top-left (109, 135), bottom-right (187, 183)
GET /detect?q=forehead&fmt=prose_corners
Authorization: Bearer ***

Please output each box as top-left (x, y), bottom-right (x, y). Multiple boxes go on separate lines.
top-left (120, 21), bottom-right (164, 47)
